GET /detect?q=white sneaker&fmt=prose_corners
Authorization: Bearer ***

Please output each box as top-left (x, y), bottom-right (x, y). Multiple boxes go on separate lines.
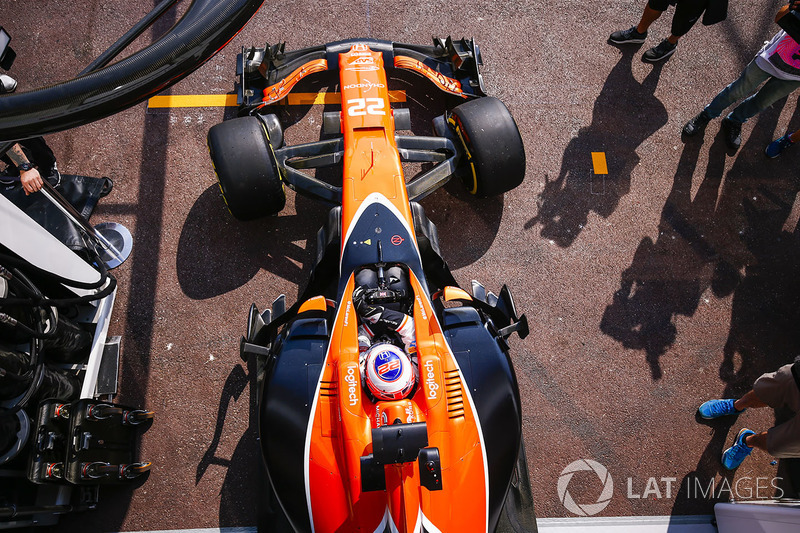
top-left (0, 74), bottom-right (17, 93)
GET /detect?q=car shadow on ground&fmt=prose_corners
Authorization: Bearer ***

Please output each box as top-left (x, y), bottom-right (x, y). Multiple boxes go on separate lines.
top-left (176, 184), bottom-right (327, 300)
top-left (525, 47), bottom-right (667, 247)
top-left (194, 360), bottom-right (263, 527)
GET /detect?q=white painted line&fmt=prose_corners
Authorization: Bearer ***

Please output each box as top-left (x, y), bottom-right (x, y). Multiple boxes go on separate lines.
top-left (118, 516), bottom-right (717, 533)
top-left (537, 515), bottom-right (715, 532)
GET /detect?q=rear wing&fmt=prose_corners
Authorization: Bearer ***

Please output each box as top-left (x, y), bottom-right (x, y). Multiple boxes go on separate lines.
top-left (236, 37), bottom-right (485, 109)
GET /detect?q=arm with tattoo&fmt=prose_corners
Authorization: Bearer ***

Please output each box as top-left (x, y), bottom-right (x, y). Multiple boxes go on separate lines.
top-left (5, 143), bottom-right (43, 195)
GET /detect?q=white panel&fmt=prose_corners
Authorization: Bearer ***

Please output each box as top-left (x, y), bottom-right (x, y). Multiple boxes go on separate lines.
top-left (0, 195), bottom-right (101, 285)
top-left (715, 502), bottom-right (800, 533)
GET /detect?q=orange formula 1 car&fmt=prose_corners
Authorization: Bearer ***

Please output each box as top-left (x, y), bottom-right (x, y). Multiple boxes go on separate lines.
top-left (207, 38), bottom-right (533, 533)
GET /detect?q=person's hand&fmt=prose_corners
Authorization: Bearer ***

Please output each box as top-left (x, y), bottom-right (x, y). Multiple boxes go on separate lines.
top-left (352, 286), bottom-right (383, 323)
top-left (20, 168), bottom-right (43, 195)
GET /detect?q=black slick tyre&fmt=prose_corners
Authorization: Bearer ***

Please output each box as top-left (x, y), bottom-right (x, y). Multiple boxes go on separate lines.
top-left (207, 115), bottom-right (285, 221)
top-left (449, 97), bottom-right (526, 197)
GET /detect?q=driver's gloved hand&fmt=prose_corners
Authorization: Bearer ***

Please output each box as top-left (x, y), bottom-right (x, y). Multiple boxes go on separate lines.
top-left (353, 286), bottom-right (384, 324)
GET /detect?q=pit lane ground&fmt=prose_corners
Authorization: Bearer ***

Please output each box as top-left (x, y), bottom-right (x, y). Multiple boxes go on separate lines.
top-left (4, 0), bottom-right (800, 530)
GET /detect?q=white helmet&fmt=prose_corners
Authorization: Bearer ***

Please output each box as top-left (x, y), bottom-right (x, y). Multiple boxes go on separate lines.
top-left (364, 343), bottom-right (416, 401)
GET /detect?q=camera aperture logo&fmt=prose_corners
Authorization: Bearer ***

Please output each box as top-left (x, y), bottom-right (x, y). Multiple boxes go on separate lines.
top-left (557, 459), bottom-right (614, 516)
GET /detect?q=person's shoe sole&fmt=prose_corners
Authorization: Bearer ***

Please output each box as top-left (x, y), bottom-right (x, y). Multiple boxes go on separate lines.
top-left (610, 36), bottom-right (646, 44)
top-left (643, 47), bottom-right (676, 62)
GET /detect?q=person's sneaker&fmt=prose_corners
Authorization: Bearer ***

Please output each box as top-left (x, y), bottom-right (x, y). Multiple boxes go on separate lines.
top-left (609, 26), bottom-right (648, 44)
top-left (682, 111), bottom-right (712, 136)
top-left (698, 399), bottom-right (742, 419)
top-left (766, 133), bottom-right (794, 158)
top-left (721, 428), bottom-right (755, 470)
top-left (643, 39), bottom-right (677, 62)
top-left (0, 74), bottom-right (17, 94)
top-left (722, 117), bottom-right (742, 149)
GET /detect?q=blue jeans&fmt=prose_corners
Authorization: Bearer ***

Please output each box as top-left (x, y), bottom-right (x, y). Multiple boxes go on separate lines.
top-left (704, 60), bottom-right (800, 124)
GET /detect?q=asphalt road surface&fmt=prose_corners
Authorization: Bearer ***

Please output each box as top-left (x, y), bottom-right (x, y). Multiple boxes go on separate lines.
top-left (4, 0), bottom-right (800, 530)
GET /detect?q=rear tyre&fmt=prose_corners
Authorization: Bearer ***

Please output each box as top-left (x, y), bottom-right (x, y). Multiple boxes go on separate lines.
top-left (208, 115), bottom-right (285, 221)
top-left (496, 440), bottom-right (538, 532)
top-left (449, 97), bottom-right (526, 198)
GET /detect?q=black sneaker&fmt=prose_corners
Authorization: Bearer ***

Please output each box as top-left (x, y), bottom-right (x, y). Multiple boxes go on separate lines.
top-left (682, 111), bottom-right (712, 136)
top-left (609, 26), bottom-right (648, 44)
top-left (722, 117), bottom-right (742, 149)
top-left (643, 39), bottom-right (677, 62)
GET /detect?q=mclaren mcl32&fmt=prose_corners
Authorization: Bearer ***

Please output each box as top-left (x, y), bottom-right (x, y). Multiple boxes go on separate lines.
top-left (207, 38), bottom-right (534, 533)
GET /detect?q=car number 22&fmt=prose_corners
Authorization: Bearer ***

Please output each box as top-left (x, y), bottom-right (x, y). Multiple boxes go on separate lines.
top-left (347, 98), bottom-right (386, 116)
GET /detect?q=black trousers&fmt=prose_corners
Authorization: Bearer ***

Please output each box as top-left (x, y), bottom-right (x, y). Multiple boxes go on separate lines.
top-left (646, 0), bottom-right (726, 38)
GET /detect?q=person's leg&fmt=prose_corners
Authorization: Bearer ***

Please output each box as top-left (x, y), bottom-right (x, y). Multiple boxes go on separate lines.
top-left (642, 0), bottom-right (694, 61)
top-left (727, 76), bottom-right (800, 124)
top-left (637, 5), bottom-right (664, 34)
top-left (699, 381), bottom-right (774, 420)
top-left (745, 431), bottom-right (769, 451)
top-left (666, 0), bottom-right (705, 44)
top-left (764, 413), bottom-right (800, 458)
top-left (683, 60), bottom-right (770, 136)
top-left (734, 389), bottom-right (769, 411)
top-left (704, 60), bottom-right (772, 119)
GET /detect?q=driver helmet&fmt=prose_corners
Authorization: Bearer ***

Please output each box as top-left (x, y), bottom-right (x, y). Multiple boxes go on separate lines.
top-left (364, 343), bottom-right (416, 401)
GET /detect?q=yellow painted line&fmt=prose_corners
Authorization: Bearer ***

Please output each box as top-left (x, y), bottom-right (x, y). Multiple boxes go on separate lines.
top-left (591, 152), bottom-right (608, 175)
top-left (148, 91), bottom-right (407, 108)
top-left (147, 94), bottom-right (238, 108)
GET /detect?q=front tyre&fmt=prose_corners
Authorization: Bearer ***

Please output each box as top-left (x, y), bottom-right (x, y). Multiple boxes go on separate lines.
top-left (449, 97), bottom-right (526, 198)
top-left (207, 115), bottom-right (285, 221)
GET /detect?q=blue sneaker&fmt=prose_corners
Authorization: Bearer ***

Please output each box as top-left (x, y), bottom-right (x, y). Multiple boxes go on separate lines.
top-left (722, 428), bottom-right (755, 470)
top-left (698, 398), bottom-right (741, 419)
top-left (766, 134), bottom-right (794, 158)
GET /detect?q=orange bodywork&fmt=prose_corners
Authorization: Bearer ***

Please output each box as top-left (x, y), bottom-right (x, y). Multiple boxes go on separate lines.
top-left (394, 55), bottom-right (468, 99)
top-left (261, 59), bottom-right (329, 106)
top-left (337, 45), bottom-right (414, 247)
top-left (303, 45), bottom-right (489, 533)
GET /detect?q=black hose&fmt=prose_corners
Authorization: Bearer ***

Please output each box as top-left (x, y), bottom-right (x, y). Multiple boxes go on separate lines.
top-left (0, 276), bottom-right (116, 308)
top-left (0, 0), bottom-right (264, 142)
top-left (0, 297), bottom-right (46, 421)
top-left (0, 252), bottom-right (117, 307)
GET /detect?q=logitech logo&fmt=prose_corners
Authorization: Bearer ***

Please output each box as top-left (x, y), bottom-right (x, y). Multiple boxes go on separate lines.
top-left (424, 359), bottom-right (438, 400)
top-left (344, 364), bottom-right (359, 407)
top-left (557, 459), bottom-right (614, 516)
